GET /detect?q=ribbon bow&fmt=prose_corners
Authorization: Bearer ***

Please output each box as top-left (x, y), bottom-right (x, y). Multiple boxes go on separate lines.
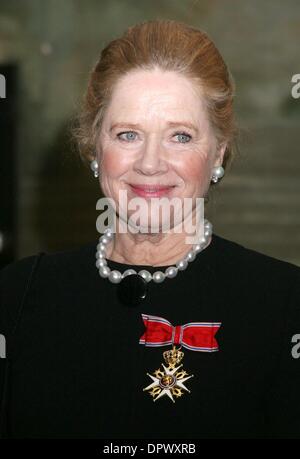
top-left (139, 314), bottom-right (221, 352)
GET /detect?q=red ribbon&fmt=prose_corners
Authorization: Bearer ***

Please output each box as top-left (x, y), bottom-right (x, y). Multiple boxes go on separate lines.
top-left (139, 314), bottom-right (221, 352)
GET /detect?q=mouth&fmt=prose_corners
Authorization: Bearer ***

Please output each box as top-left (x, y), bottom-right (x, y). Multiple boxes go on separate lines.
top-left (128, 184), bottom-right (177, 198)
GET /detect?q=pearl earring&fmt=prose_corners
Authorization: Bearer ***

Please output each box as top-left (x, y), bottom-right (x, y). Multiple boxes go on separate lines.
top-left (90, 159), bottom-right (99, 178)
top-left (211, 166), bottom-right (225, 183)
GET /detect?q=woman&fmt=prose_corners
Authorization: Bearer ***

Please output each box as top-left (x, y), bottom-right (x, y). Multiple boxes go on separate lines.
top-left (0, 19), bottom-right (300, 439)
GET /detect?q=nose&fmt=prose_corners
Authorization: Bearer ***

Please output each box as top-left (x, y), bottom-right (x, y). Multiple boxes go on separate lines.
top-left (133, 136), bottom-right (168, 175)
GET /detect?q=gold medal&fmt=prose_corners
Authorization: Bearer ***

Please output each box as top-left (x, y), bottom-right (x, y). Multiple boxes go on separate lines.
top-left (143, 345), bottom-right (194, 403)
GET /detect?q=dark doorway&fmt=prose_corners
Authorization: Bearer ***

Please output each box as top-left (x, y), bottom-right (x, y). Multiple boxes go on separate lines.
top-left (0, 64), bottom-right (18, 269)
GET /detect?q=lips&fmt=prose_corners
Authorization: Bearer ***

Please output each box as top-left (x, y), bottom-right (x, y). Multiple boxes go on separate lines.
top-left (129, 184), bottom-right (176, 197)
top-left (130, 184), bottom-right (175, 191)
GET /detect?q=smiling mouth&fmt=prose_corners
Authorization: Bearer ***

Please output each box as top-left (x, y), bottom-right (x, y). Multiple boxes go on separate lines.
top-left (130, 184), bottom-right (176, 191)
top-left (128, 184), bottom-right (176, 197)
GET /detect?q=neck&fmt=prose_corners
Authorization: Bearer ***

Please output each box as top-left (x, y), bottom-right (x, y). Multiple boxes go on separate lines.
top-left (105, 218), bottom-right (210, 267)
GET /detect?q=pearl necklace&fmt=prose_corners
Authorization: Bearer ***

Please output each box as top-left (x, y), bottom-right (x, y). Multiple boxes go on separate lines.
top-left (95, 219), bottom-right (213, 284)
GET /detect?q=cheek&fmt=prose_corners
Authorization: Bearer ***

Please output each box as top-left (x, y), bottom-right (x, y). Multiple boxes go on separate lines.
top-left (101, 150), bottom-right (131, 179)
top-left (178, 153), bottom-right (211, 183)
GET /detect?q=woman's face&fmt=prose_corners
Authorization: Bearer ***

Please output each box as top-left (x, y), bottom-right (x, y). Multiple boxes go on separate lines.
top-left (97, 68), bottom-right (226, 233)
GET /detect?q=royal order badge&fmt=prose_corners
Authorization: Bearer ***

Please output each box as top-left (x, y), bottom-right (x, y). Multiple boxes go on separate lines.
top-left (140, 314), bottom-right (221, 403)
top-left (143, 345), bottom-right (193, 402)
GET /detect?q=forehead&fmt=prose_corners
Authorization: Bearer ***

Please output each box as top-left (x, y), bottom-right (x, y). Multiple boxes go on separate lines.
top-left (104, 69), bottom-right (207, 125)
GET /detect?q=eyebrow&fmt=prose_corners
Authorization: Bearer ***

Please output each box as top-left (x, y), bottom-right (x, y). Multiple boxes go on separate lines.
top-left (109, 121), bottom-right (199, 133)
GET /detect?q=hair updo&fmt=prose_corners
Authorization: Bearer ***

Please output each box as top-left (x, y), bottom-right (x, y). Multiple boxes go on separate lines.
top-left (72, 19), bottom-right (238, 179)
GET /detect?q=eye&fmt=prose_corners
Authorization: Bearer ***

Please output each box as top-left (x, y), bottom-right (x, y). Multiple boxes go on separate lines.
top-left (116, 131), bottom-right (137, 142)
top-left (174, 131), bottom-right (192, 143)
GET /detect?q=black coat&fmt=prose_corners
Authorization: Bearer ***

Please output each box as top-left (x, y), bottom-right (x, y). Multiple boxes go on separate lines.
top-left (0, 233), bottom-right (300, 439)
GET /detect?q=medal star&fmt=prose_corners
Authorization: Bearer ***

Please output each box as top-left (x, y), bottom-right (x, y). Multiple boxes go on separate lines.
top-left (143, 363), bottom-right (194, 402)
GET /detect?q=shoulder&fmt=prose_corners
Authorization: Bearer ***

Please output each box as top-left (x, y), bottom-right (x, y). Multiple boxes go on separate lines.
top-left (211, 232), bottom-right (300, 311)
top-left (212, 233), bottom-right (300, 342)
top-left (0, 240), bottom-right (97, 285)
top-left (212, 232), bottom-right (300, 279)
top-left (0, 240), bottom-right (98, 335)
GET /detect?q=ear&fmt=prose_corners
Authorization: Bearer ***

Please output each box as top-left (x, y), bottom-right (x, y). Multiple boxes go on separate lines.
top-left (213, 142), bottom-right (227, 168)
